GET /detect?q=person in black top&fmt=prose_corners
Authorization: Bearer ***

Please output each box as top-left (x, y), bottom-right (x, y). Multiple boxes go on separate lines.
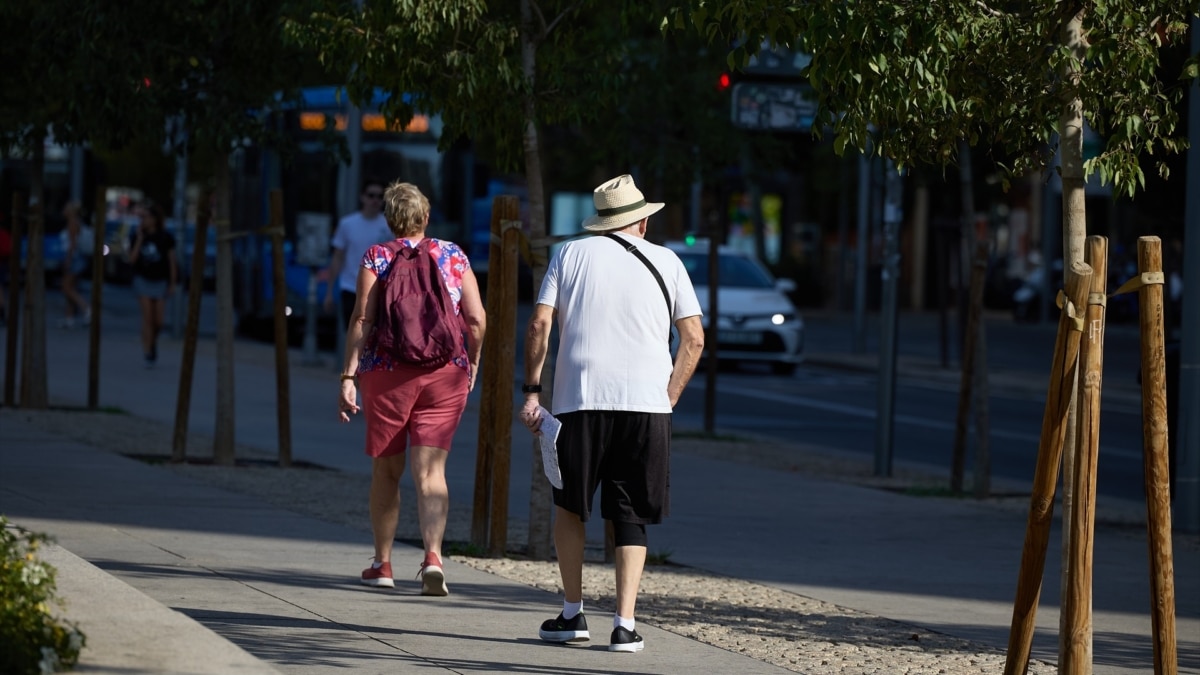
top-left (127, 202), bottom-right (177, 367)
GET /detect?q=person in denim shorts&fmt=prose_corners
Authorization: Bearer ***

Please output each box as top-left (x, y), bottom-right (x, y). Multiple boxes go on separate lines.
top-left (521, 174), bottom-right (705, 653)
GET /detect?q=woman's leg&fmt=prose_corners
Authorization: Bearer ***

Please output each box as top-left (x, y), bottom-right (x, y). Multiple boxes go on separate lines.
top-left (137, 294), bottom-right (155, 357)
top-left (63, 271), bottom-right (86, 316)
top-left (409, 445), bottom-right (450, 561)
top-left (369, 453), bottom-right (407, 563)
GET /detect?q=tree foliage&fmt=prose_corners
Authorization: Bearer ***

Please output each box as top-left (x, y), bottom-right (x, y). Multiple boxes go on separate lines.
top-left (668, 1), bottom-right (1200, 197)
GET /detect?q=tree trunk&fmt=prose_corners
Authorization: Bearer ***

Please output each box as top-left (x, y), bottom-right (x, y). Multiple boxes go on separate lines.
top-left (213, 155), bottom-right (236, 465)
top-left (1058, 9), bottom-right (1089, 663)
top-left (20, 137), bottom-right (48, 408)
top-left (521, 0), bottom-right (553, 561)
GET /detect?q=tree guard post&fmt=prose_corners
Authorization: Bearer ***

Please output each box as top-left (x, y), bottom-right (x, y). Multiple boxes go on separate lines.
top-left (1004, 261), bottom-right (1091, 675)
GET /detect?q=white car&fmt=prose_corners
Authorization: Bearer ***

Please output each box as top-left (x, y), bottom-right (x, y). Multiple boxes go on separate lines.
top-left (667, 240), bottom-right (804, 375)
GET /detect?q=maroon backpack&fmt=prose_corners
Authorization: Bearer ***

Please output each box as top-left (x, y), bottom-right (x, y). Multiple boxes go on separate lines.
top-left (370, 239), bottom-right (463, 368)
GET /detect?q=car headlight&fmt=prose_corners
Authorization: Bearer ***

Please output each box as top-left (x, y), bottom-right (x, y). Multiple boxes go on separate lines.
top-left (771, 313), bottom-right (796, 325)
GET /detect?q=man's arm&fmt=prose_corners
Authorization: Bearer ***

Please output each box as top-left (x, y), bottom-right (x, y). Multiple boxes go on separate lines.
top-left (519, 303), bottom-right (555, 430)
top-left (667, 315), bottom-right (705, 408)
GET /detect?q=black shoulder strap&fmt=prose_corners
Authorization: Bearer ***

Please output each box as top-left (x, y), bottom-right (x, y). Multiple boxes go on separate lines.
top-left (603, 233), bottom-right (673, 342)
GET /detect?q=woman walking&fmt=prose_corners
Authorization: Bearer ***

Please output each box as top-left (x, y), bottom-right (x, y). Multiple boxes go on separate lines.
top-left (57, 202), bottom-right (91, 328)
top-left (337, 181), bottom-right (485, 595)
top-left (127, 202), bottom-right (177, 367)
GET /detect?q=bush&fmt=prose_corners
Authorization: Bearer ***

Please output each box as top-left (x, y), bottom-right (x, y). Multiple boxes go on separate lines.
top-left (0, 516), bottom-right (85, 674)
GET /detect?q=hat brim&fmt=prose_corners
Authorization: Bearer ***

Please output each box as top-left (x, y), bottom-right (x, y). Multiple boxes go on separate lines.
top-left (581, 202), bottom-right (665, 232)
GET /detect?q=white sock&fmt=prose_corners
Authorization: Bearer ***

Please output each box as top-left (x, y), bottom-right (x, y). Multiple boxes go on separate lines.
top-left (371, 561), bottom-right (384, 570)
top-left (614, 614), bottom-right (635, 631)
top-left (562, 600), bottom-right (583, 620)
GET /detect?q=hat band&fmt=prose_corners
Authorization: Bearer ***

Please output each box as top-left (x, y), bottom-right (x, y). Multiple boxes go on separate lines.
top-left (596, 199), bottom-right (646, 217)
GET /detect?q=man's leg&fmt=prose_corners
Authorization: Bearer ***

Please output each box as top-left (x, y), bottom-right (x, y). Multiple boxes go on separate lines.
top-left (613, 543), bottom-right (647, 619)
top-left (538, 506), bottom-right (591, 642)
top-left (368, 453), bottom-right (406, 563)
top-left (554, 506), bottom-right (586, 602)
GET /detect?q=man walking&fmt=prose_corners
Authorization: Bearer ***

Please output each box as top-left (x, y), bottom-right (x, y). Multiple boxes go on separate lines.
top-left (521, 174), bottom-right (705, 653)
top-left (325, 178), bottom-right (393, 328)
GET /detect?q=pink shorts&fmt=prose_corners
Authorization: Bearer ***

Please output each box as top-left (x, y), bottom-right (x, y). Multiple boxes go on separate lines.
top-left (359, 363), bottom-right (468, 457)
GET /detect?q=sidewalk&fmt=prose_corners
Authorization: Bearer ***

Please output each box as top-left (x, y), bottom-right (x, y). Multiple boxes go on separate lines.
top-left (1, 293), bottom-right (1197, 674)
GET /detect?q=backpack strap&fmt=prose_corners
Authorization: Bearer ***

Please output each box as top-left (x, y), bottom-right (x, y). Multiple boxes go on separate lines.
top-left (603, 233), bottom-right (673, 343)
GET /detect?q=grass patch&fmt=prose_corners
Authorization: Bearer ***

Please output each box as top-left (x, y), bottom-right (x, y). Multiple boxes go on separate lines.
top-left (897, 485), bottom-right (967, 498)
top-left (646, 548), bottom-right (675, 566)
top-left (49, 404), bottom-right (128, 415)
top-left (444, 541), bottom-right (489, 558)
top-left (124, 453), bottom-right (331, 470)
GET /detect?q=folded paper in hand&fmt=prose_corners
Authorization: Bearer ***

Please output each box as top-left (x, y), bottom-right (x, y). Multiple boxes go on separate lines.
top-left (535, 406), bottom-right (562, 489)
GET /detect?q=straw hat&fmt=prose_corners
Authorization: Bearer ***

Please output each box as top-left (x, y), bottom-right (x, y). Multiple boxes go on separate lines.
top-left (581, 174), bottom-right (665, 232)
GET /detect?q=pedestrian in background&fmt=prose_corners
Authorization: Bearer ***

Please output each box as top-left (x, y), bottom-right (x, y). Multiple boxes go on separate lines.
top-left (337, 181), bottom-right (485, 596)
top-left (57, 201), bottom-right (91, 328)
top-left (521, 174), bottom-right (705, 653)
top-left (324, 177), bottom-right (392, 329)
top-left (127, 201), bottom-right (177, 368)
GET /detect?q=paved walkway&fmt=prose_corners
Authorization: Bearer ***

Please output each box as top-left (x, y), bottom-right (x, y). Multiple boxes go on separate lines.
top-left (1, 288), bottom-right (1197, 674)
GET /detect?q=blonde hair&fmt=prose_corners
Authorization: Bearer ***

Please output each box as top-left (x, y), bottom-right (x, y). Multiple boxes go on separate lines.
top-left (383, 181), bottom-right (430, 237)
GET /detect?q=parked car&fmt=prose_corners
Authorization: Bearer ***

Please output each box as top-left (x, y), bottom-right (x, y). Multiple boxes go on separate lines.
top-left (666, 240), bottom-right (804, 375)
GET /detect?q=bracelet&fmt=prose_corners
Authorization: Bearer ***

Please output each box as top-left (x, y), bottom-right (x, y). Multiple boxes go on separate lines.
top-left (521, 384), bottom-right (542, 394)
top-left (340, 374), bottom-right (357, 382)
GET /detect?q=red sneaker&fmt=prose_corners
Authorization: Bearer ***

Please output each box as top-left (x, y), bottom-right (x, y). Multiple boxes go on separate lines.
top-left (361, 560), bottom-right (394, 588)
top-left (418, 552), bottom-right (448, 596)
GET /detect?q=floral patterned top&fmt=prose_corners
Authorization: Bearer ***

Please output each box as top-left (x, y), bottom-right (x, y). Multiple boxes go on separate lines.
top-left (357, 237), bottom-right (472, 374)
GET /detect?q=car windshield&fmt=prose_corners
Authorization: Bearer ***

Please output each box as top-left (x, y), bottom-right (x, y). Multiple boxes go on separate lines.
top-left (677, 252), bottom-right (775, 289)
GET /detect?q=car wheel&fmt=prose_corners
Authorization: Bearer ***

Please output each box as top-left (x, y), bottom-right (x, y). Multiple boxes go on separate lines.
top-left (771, 362), bottom-right (797, 376)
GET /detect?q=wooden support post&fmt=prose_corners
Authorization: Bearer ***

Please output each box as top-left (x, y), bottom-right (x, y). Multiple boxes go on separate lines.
top-left (486, 217), bottom-right (521, 557)
top-left (952, 241), bottom-right (988, 493)
top-left (269, 190), bottom-right (292, 468)
top-left (87, 187), bottom-right (106, 409)
top-left (473, 195), bottom-right (520, 551)
top-left (1062, 236), bottom-right (1108, 674)
top-left (1135, 236), bottom-right (1179, 675)
top-left (1004, 261), bottom-right (1092, 675)
top-left (172, 190), bottom-right (212, 462)
top-left (4, 192), bottom-right (24, 407)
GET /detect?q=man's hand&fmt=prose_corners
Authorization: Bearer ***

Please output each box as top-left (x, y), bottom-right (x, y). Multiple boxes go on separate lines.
top-left (519, 397), bottom-right (542, 435)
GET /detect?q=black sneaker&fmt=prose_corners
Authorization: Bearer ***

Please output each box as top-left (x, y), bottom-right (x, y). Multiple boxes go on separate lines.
top-left (538, 612), bottom-right (589, 643)
top-left (608, 626), bottom-right (644, 653)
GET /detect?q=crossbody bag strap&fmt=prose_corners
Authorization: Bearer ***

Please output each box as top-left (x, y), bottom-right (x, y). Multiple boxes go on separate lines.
top-left (603, 233), bottom-right (673, 342)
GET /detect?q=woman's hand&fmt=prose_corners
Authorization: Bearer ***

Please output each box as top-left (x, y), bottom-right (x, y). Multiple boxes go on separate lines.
top-left (338, 380), bottom-right (359, 422)
top-left (467, 362), bottom-right (478, 392)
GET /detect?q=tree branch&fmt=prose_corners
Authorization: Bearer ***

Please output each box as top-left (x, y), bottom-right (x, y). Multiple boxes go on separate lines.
top-left (974, 1), bottom-right (1004, 18)
top-left (544, 1), bottom-right (584, 38)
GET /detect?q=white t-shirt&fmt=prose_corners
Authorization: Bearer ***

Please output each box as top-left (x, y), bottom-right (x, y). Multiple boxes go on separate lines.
top-left (536, 232), bottom-right (702, 414)
top-left (331, 211), bottom-right (391, 293)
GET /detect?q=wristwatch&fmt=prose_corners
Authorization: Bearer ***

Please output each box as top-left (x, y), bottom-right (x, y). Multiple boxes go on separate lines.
top-left (521, 384), bottom-right (542, 394)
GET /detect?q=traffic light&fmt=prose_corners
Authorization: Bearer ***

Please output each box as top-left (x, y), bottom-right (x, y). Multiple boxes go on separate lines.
top-left (716, 72), bottom-right (732, 92)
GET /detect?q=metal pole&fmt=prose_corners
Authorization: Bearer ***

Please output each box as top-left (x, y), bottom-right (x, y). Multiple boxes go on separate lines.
top-left (875, 160), bottom-right (902, 477)
top-left (1175, 16), bottom-right (1200, 533)
top-left (853, 152), bottom-right (870, 353)
top-left (170, 123), bottom-right (189, 339)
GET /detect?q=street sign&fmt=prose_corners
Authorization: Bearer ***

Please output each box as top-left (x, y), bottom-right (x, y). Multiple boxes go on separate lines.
top-left (730, 82), bottom-right (817, 132)
top-left (295, 211), bottom-right (331, 267)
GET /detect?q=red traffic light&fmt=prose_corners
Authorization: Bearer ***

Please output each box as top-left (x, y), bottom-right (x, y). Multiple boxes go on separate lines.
top-left (717, 72), bottom-right (732, 91)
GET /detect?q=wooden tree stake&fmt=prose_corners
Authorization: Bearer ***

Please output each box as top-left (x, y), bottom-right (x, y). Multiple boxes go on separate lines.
top-left (1062, 236), bottom-right (1108, 674)
top-left (1135, 236), bottom-right (1178, 675)
top-left (1004, 261), bottom-right (1092, 675)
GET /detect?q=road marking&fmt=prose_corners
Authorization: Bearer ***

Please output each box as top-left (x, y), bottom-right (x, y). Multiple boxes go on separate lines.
top-left (704, 381), bottom-right (1144, 461)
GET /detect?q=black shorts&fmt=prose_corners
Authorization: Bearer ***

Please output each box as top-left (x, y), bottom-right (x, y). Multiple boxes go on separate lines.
top-left (553, 410), bottom-right (671, 524)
